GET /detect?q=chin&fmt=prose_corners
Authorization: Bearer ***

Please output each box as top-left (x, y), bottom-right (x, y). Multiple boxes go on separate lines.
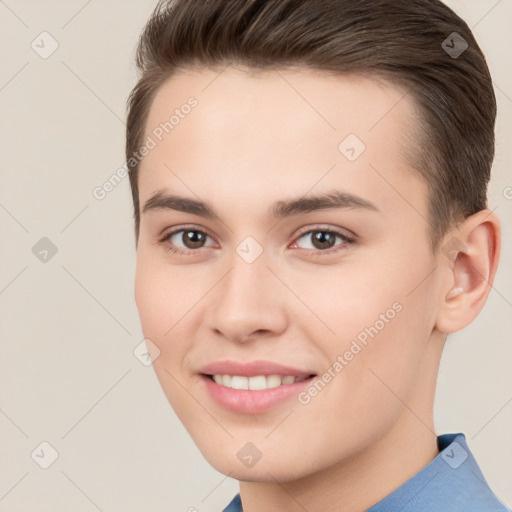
top-left (199, 443), bottom-right (317, 483)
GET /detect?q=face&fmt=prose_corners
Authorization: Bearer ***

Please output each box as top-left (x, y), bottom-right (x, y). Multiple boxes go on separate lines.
top-left (134, 66), bottom-right (445, 482)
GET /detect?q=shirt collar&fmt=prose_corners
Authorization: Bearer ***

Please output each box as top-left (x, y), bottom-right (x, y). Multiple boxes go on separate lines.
top-left (366, 432), bottom-right (508, 511)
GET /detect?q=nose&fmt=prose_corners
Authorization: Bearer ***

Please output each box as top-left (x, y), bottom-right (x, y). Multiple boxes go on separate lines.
top-left (208, 250), bottom-right (289, 343)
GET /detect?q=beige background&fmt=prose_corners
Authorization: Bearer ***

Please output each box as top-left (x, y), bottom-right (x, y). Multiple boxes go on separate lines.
top-left (0, 1), bottom-right (510, 510)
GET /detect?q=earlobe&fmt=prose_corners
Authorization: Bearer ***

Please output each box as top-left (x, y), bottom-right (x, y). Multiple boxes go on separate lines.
top-left (435, 209), bottom-right (501, 334)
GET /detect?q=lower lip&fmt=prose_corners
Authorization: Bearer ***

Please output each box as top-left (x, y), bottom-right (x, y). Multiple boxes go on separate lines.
top-left (200, 374), bottom-right (315, 414)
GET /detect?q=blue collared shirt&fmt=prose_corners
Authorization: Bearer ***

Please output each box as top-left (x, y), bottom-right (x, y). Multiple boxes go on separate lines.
top-left (222, 433), bottom-right (510, 511)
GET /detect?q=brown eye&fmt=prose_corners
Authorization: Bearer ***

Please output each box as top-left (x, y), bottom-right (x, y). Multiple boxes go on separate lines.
top-left (292, 227), bottom-right (356, 255)
top-left (180, 230), bottom-right (208, 249)
top-left (160, 228), bottom-right (215, 253)
top-left (310, 231), bottom-right (337, 250)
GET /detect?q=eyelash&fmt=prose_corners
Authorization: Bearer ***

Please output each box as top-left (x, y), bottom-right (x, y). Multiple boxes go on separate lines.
top-left (158, 224), bottom-right (357, 258)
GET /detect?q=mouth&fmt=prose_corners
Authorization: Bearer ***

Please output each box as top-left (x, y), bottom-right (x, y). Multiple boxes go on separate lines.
top-left (202, 373), bottom-right (315, 390)
top-left (197, 360), bottom-right (318, 413)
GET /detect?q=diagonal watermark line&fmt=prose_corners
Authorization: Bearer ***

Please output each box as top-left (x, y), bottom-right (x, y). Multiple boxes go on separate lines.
top-left (60, 265), bottom-right (131, 335)
top-left (0, 202), bottom-right (29, 232)
top-left (493, 80), bottom-right (512, 104)
top-left (479, 204), bottom-right (499, 223)
top-left (61, 471), bottom-right (104, 511)
top-left (367, 367), bottom-right (436, 436)
top-left (61, 369), bottom-right (131, 439)
top-left (0, 61), bottom-right (29, 92)
top-left (265, 409), bottom-right (294, 438)
top-left (61, 0), bottom-right (93, 29)
top-left (0, 1), bottom-right (29, 28)
top-left (487, 282), bottom-right (511, 308)
top-left (163, 367), bottom-right (234, 438)
top-left (472, 394), bottom-right (512, 439)
top-left (61, 61), bottom-right (125, 125)
top-left (200, 472), bottom-right (234, 503)
top-left (406, 266), bottom-right (438, 297)
top-left (0, 265), bottom-right (29, 295)
top-left (273, 68), bottom-right (336, 131)
top-left (265, 265), bottom-right (336, 335)
top-left (369, 87), bottom-right (412, 132)
top-left (471, 0), bottom-right (503, 29)
top-left (60, 204), bottom-right (89, 233)
top-left (369, 163), bottom-right (428, 223)
top-left (0, 408), bottom-right (29, 438)
top-left (0, 472), bottom-right (29, 503)
top-left (201, 63), bottom-right (231, 92)
top-left (164, 267), bottom-right (233, 336)
top-left (266, 471), bottom-right (309, 511)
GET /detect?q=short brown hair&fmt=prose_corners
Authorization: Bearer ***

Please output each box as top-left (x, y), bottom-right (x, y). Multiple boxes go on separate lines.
top-left (126, 0), bottom-right (496, 251)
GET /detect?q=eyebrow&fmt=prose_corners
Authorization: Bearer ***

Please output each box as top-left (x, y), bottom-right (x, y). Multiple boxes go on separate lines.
top-left (142, 189), bottom-right (380, 220)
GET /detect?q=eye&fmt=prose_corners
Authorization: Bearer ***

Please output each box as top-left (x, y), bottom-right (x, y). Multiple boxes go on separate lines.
top-left (291, 227), bottom-right (355, 254)
top-left (159, 227), bottom-right (215, 255)
top-left (158, 225), bottom-right (356, 257)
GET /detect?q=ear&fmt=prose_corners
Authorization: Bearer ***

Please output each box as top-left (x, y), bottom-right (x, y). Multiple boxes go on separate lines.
top-left (435, 209), bottom-right (501, 334)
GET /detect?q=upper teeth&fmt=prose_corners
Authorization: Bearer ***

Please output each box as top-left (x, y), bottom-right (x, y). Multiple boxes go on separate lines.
top-left (213, 374), bottom-right (308, 390)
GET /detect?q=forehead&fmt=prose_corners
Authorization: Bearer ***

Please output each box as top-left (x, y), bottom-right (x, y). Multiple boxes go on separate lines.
top-left (144, 66), bottom-right (416, 145)
top-left (139, 66), bottom-right (425, 219)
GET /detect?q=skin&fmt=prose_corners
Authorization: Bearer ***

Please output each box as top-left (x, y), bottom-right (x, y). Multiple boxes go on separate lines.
top-left (134, 66), bottom-right (500, 512)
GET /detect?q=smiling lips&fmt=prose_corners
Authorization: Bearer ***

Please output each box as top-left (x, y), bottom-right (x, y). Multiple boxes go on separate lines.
top-left (211, 373), bottom-right (311, 390)
top-left (199, 360), bottom-right (316, 413)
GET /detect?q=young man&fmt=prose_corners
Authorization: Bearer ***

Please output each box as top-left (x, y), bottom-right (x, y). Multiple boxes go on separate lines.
top-left (127, 1), bottom-right (508, 510)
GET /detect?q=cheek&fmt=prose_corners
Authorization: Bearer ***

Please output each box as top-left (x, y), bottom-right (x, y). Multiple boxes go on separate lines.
top-left (288, 260), bottom-right (399, 344)
top-left (134, 251), bottom-right (215, 382)
top-left (135, 250), bottom-right (187, 325)
top-left (305, 253), bottom-right (434, 405)
top-left (134, 259), bottom-right (166, 337)
top-left (134, 253), bottom-right (188, 351)
top-left (134, 254), bottom-right (198, 416)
